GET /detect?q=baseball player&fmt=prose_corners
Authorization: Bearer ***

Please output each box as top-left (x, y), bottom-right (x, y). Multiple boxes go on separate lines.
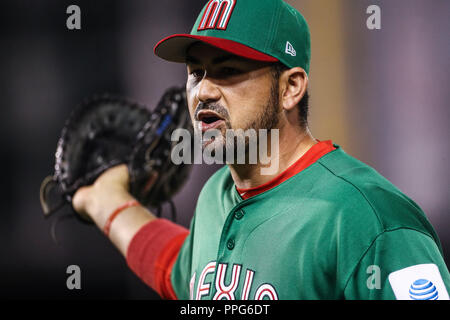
top-left (72, 0), bottom-right (450, 300)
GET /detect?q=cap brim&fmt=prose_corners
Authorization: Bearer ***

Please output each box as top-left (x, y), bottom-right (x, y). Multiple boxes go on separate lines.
top-left (154, 34), bottom-right (278, 63)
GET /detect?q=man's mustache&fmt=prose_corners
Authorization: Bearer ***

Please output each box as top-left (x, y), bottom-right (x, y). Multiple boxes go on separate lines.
top-left (194, 102), bottom-right (230, 121)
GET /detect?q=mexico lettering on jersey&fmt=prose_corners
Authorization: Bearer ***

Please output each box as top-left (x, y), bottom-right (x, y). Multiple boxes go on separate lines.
top-left (191, 261), bottom-right (278, 300)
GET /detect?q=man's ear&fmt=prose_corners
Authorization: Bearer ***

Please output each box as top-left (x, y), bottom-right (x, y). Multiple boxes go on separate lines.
top-left (280, 67), bottom-right (308, 111)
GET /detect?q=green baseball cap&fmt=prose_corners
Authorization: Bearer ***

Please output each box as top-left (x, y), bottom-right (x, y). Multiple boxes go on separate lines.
top-left (154, 0), bottom-right (311, 74)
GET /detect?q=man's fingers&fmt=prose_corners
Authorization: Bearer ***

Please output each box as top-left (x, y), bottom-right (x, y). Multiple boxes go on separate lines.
top-left (95, 164), bottom-right (129, 188)
top-left (72, 185), bottom-right (92, 214)
top-left (72, 164), bottom-right (130, 220)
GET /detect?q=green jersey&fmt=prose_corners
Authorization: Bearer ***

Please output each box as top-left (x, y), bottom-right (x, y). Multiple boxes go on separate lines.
top-left (170, 143), bottom-right (450, 300)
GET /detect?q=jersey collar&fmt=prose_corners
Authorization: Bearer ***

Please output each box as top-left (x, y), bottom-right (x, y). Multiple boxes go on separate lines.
top-left (236, 140), bottom-right (336, 200)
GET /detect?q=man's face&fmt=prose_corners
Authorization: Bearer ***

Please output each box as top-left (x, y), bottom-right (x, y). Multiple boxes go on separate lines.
top-left (185, 43), bottom-right (280, 153)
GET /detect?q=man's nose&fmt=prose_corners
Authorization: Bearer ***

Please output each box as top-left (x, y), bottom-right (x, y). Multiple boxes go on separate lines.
top-left (197, 76), bottom-right (221, 103)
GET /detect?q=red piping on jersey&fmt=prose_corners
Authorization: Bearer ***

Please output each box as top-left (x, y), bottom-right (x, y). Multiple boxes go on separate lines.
top-left (236, 140), bottom-right (336, 200)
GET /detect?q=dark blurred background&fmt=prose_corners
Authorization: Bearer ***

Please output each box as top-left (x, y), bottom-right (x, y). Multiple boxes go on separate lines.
top-left (0, 0), bottom-right (448, 299)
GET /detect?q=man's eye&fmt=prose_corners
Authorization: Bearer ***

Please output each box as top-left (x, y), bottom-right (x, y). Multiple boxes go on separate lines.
top-left (190, 69), bottom-right (205, 79)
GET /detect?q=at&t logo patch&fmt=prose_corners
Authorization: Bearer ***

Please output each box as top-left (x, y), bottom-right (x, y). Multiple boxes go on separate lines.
top-left (388, 264), bottom-right (449, 300)
top-left (409, 279), bottom-right (439, 300)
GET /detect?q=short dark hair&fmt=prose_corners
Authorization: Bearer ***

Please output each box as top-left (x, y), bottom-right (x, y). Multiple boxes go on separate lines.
top-left (271, 62), bottom-right (309, 128)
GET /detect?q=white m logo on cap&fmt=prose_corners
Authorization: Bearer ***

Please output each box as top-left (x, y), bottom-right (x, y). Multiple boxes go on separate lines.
top-left (198, 0), bottom-right (236, 31)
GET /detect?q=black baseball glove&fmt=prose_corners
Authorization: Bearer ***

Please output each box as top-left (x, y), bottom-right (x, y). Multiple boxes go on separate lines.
top-left (40, 87), bottom-right (193, 224)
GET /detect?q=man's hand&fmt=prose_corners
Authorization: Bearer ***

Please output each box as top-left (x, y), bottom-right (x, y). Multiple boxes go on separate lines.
top-left (72, 164), bottom-right (156, 256)
top-left (72, 165), bottom-right (131, 226)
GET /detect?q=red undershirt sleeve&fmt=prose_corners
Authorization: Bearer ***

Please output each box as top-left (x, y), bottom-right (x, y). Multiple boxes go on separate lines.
top-left (126, 218), bottom-right (189, 300)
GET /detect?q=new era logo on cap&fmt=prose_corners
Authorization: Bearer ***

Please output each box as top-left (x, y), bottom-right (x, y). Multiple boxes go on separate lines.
top-left (388, 264), bottom-right (449, 300)
top-left (285, 41), bottom-right (296, 57)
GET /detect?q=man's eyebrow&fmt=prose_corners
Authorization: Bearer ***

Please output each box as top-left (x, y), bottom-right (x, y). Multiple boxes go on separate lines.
top-left (185, 55), bottom-right (200, 65)
top-left (185, 54), bottom-right (245, 65)
top-left (212, 55), bottom-right (243, 65)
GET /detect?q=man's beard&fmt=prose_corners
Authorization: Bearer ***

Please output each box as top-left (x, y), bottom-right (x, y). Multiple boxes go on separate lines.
top-left (194, 80), bottom-right (281, 164)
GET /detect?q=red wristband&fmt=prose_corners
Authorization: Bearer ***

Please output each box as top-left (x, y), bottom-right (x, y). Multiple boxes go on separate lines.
top-left (103, 200), bottom-right (140, 237)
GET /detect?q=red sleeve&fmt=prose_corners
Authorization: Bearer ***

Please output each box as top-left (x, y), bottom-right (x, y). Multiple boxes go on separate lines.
top-left (126, 218), bottom-right (189, 299)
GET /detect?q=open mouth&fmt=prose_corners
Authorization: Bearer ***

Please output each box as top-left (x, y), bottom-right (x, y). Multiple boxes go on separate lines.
top-left (197, 111), bottom-right (225, 132)
top-left (201, 115), bottom-right (222, 124)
